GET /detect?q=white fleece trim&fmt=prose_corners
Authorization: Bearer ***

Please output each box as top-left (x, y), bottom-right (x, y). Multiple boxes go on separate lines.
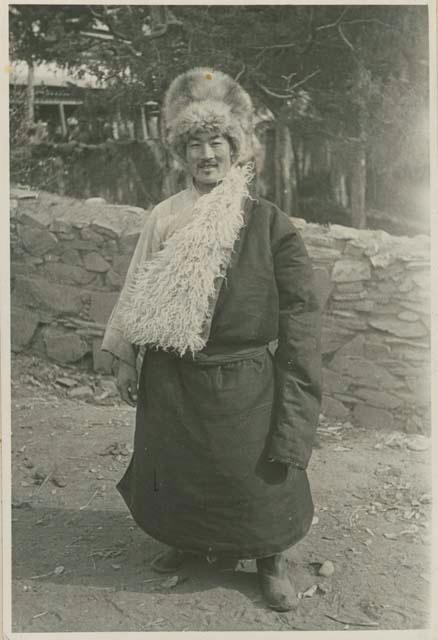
top-left (117, 164), bottom-right (254, 356)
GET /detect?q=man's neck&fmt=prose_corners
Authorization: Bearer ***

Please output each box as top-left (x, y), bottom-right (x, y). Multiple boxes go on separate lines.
top-left (193, 179), bottom-right (217, 194)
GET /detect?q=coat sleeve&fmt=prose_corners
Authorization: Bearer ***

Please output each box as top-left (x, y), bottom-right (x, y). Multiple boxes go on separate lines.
top-left (268, 215), bottom-right (322, 469)
top-left (101, 206), bottom-right (162, 367)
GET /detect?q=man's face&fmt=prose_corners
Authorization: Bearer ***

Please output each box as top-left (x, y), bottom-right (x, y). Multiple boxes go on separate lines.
top-left (186, 131), bottom-right (233, 192)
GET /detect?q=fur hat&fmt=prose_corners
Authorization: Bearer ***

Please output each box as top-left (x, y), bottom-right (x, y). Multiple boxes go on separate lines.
top-left (161, 67), bottom-right (254, 164)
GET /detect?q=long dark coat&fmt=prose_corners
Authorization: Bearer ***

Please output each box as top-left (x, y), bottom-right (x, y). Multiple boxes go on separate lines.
top-left (117, 195), bottom-right (322, 559)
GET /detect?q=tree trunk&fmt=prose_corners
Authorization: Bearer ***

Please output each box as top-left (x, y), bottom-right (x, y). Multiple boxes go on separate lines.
top-left (26, 59), bottom-right (35, 127)
top-left (274, 119), bottom-right (297, 215)
top-left (351, 144), bottom-right (367, 228)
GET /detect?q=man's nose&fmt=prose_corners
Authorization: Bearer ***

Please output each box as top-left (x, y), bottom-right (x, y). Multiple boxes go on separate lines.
top-left (199, 143), bottom-right (215, 159)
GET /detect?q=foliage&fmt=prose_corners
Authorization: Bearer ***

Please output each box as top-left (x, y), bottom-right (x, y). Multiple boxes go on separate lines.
top-left (9, 5), bottom-right (429, 227)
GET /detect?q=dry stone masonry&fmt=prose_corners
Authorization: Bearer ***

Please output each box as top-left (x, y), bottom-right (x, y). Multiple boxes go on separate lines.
top-left (10, 191), bottom-right (430, 434)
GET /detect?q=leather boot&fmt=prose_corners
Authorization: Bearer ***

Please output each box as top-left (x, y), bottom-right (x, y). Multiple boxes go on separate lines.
top-left (256, 554), bottom-right (297, 612)
top-left (150, 548), bottom-right (186, 573)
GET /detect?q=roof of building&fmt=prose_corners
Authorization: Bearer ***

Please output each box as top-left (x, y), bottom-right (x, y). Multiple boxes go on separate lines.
top-left (9, 61), bottom-right (102, 89)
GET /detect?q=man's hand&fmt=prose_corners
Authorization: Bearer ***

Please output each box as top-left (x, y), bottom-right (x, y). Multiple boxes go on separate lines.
top-left (116, 361), bottom-right (138, 406)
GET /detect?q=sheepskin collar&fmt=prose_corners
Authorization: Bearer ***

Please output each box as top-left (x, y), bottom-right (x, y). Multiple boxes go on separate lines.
top-left (117, 163), bottom-right (254, 356)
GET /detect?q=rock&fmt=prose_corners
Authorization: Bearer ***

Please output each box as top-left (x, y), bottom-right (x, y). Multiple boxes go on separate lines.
top-left (56, 231), bottom-right (76, 241)
top-left (23, 255), bottom-right (44, 267)
top-left (313, 267), bottom-right (333, 310)
top-left (343, 244), bottom-right (365, 258)
top-left (367, 303), bottom-right (403, 315)
top-left (12, 276), bottom-right (83, 315)
top-left (354, 388), bottom-right (402, 410)
top-left (322, 395), bottom-right (349, 420)
top-left (119, 232), bottom-right (141, 255)
top-left (334, 335), bottom-right (365, 358)
top-left (18, 225), bottom-right (58, 256)
top-left (44, 328), bottom-right (90, 363)
top-left (55, 377), bottom-right (78, 388)
top-left (318, 561), bottom-right (335, 577)
top-left (67, 240), bottom-right (100, 251)
top-left (85, 197), bottom-right (107, 205)
top-left (11, 186), bottom-right (39, 200)
top-left (11, 306), bottom-right (39, 351)
top-left (353, 404), bottom-right (394, 430)
top-left (61, 249), bottom-right (83, 267)
top-left (398, 299), bottom-right (429, 314)
top-left (89, 292), bottom-right (119, 324)
top-left (44, 263), bottom-right (96, 286)
top-left (405, 377), bottom-right (430, 406)
top-left (331, 259), bottom-right (371, 283)
top-left (329, 225), bottom-right (360, 241)
top-left (411, 271), bottom-right (429, 289)
top-left (80, 227), bottom-right (105, 244)
top-left (353, 300), bottom-right (375, 313)
top-left (377, 281), bottom-right (394, 295)
top-left (10, 199), bottom-right (18, 217)
top-left (333, 315), bottom-right (368, 331)
top-left (332, 291), bottom-right (367, 301)
top-left (105, 270), bottom-right (123, 290)
top-left (364, 342), bottom-right (391, 360)
top-left (44, 253), bottom-right (61, 263)
top-left (322, 369), bottom-right (350, 394)
top-left (83, 252), bottom-right (111, 272)
top-left (398, 278), bottom-right (414, 293)
top-left (329, 356), bottom-right (403, 390)
top-left (68, 385), bottom-right (94, 399)
top-left (368, 317), bottom-right (428, 339)
top-left (11, 262), bottom-right (35, 278)
top-left (49, 219), bottom-right (73, 234)
top-left (104, 240), bottom-right (118, 255)
top-left (307, 246), bottom-right (342, 261)
top-left (32, 468), bottom-right (48, 484)
top-left (405, 435), bottom-right (429, 451)
top-left (336, 282), bottom-right (365, 293)
top-left (99, 379), bottom-right (118, 397)
top-left (92, 337), bottom-right (114, 374)
top-left (390, 345), bottom-right (429, 362)
top-left (369, 252), bottom-right (396, 268)
top-left (367, 291), bottom-right (391, 304)
top-left (17, 208), bottom-right (51, 228)
top-left (322, 318), bottom-right (355, 354)
top-left (333, 393), bottom-right (360, 404)
top-left (112, 254), bottom-right (131, 277)
top-left (398, 311), bottom-right (420, 322)
top-left (51, 473), bottom-right (68, 488)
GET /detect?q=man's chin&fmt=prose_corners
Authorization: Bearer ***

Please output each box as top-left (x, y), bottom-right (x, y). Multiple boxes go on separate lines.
top-left (196, 170), bottom-right (224, 185)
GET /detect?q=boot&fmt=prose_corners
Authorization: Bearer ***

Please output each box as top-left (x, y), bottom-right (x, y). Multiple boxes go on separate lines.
top-left (256, 554), bottom-right (298, 612)
top-left (150, 548), bottom-right (186, 573)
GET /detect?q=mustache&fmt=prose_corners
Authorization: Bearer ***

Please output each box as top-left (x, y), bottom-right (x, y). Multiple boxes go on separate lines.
top-left (198, 161), bottom-right (219, 168)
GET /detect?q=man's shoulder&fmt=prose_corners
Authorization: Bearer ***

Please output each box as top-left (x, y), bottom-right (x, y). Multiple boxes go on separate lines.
top-left (153, 188), bottom-right (193, 216)
top-left (254, 196), bottom-right (301, 235)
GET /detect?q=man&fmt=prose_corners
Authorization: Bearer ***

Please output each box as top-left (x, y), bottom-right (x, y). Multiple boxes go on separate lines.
top-left (102, 67), bottom-right (322, 612)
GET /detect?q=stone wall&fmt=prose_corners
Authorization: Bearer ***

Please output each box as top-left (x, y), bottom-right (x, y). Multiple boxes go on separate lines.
top-left (10, 190), bottom-right (430, 433)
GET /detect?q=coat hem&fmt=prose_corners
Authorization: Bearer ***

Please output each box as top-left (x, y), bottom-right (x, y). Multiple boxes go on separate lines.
top-left (117, 482), bottom-right (312, 560)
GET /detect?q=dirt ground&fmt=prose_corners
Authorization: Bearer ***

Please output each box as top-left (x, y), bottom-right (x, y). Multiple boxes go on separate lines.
top-left (9, 353), bottom-right (431, 633)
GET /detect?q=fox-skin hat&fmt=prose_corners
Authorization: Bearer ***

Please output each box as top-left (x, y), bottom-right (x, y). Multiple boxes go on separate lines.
top-left (161, 67), bottom-right (254, 164)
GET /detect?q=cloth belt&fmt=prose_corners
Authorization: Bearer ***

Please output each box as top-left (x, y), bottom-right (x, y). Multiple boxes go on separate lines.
top-left (162, 344), bottom-right (270, 366)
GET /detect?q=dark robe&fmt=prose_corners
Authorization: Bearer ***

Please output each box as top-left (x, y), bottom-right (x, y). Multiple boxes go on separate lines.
top-left (117, 195), bottom-right (322, 558)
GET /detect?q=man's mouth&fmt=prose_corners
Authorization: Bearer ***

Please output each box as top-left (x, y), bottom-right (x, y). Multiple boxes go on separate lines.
top-left (199, 163), bottom-right (218, 170)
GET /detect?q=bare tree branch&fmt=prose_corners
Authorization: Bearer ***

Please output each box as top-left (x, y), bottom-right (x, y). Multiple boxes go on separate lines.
top-left (315, 7), bottom-right (350, 31)
top-left (255, 69), bottom-right (321, 100)
top-left (244, 9), bottom-right (394, 54)
top-left (290, 69), bottom-right (321, 90)
top-left (338, 24), bottom-right (355, 52)
top-left (234, 63), bottom-right (246, 82)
